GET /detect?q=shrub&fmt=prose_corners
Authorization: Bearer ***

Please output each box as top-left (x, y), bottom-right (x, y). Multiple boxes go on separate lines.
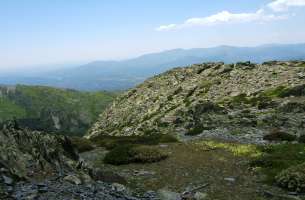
top-left (130, 146), bottom-right (168, 163)
top-left (276, 163), bottom-right (305, 192)
top-left (263, 129), bottom-right (296, 142)
top-left (250, 143), bottom-right (305, 184)
top-left (298, 135), bottom-right (305, 143)
top-left (103, 145), bottom-right (134, 165)
top-left (279, 84), bottom-right (305, 97)
top-left (70, 137), bottom-right (94, 153)
top-left (92, 134), bottom-right (177, 150)
top-left (186, 125), bottom-right (205, 136)
top-left (103, 145), bottom-right (168, 165)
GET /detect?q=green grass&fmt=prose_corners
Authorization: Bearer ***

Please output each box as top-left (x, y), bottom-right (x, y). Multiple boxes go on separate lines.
top-left (229, 93), bottom-right (272, 108)
top-left (262, 84), bottom-right (305, 98)
top-left (196, 140), bottom-right (261, 158)
top-left (0, 97), bottom-right (26, 121)
top-left (251, 143), bottom-right (305, 184)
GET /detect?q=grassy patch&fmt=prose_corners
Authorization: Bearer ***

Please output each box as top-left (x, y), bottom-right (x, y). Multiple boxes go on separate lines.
top-left (229, 93), bottom-right (272, 109)
top-left (91, 134), bottom-right (178, 150)
top-left (0, 97), bottom-right (27, 122)
top-left (262, 85), bottom-right (305, 98)
top-left (70, 137), bottom-right (94, 153)
top-left (250, 143), bottom-right (305, 184)
top-left (195, 140), bottom-right (261, 158)
top-left (104, 145), bottom-right (168, 165)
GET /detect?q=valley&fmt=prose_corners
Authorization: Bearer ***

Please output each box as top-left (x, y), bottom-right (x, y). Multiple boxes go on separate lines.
top-left (0, 85), bottom-right (116, 136)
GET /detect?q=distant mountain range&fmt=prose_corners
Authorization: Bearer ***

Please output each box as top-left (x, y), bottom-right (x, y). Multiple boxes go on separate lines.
top-left (1, 43), bottom-right (305, 91)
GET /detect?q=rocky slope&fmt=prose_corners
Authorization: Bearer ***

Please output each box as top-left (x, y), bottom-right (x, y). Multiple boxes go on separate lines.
top-left (0, 85), bottom-right (116, 136)
top-left (87, 61), bottom-right (305, 143)
top-left (0, 122), bottom-right (139, 200)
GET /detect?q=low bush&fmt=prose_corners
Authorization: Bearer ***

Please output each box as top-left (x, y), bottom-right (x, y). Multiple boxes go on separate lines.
top-left (186, 125), bottom-right (205, 136)
top-left (70, 137), bottom-right (94, 153)
top-left (250, 143), bottom-right (305, 184)
top-left (298, 135), bottom-right (305, 143)
top-left (92, 134), bottom-right (177, 150)
top-left (263, 129), bottom-right (296, 142)
top-left (130, 146), bottom-right (168, 163)
top-left (276, 163), bottom-right (305, 192)
top-left (103, 145), bottom-right (168, 165)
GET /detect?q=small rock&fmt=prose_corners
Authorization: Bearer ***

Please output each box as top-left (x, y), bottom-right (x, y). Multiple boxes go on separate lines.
top-left (25, 193), bottom-right (38, 200)
top-left (224, 177), bottom-right (236, 182)
top-left (6, 186), bottom-right (14, 193)
top-left (111, 183), bottom-right (126, 192)
top-left (63, 175), bottom-right (82, 185)
top-left (158, 189), bottom-right (181, 200)
top-left (194, 192), bottom-right (208, 200)
top-left (133, 170), bottom-right (155, 176)
top-left (2, 175), bottom-right (13, 185)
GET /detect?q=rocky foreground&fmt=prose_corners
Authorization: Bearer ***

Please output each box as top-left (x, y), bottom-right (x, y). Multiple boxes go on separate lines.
top-left (87, 61), bottom-right (305, 144)
top-left (0, 123), bottom-right (139, 200)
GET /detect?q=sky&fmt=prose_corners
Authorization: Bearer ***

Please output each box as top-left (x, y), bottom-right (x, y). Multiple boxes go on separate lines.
top-left (1, 0), bottom-right (305, 71)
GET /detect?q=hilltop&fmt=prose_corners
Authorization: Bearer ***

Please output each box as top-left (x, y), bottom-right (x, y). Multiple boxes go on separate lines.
top-left (87, 60), bottom-right (305, 142)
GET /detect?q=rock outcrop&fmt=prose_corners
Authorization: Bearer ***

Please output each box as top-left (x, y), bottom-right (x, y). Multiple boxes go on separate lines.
top-left (0, 123), bottom-right (138, 199)
top-left (86, 61), bottom-right (305, 143)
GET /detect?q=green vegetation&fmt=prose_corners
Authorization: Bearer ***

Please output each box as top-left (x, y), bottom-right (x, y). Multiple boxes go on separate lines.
top-left (0, 97), bottom-right (26, 121)
top-left (229, 93), bottom-right (272, 109)
top-left (70, 137), bottom-right (94, 153)
top-left (196, 140), bottom-right (261, 158)
top-left (262, 84), bottom-right (305, 98)
top-left (89, 134), bottom-right (177, 165)
top-left (0, 85), bottom-right (116, 135)
top-left (186, 124), bottom-right (209, 136)
top-left (91, 134), bottom-right (178, 150)
top-left (276, 163), bottom-right (305, 192)
top-left (251, 143), bottom-right (305, 185)
top-left (263, 129), bottom-right (296, 142)
top-left (103, 144), bottom-right (168, 165)
top-left (104, 145), bottom-right (168, 165)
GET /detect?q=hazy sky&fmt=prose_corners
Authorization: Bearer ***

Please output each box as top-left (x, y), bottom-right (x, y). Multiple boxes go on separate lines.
top-left (1, 0), bottom-right (305, 70)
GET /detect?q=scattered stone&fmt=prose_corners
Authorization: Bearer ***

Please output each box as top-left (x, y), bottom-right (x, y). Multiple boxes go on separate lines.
top-left (133, 170), bottom-right (156, 176)
top-left (2, 175), bottom-right (13, 185)
top-left (224, 177), bottom-right (236, 182)
top-left (111, 183), bottom-right (126, 192)
top-left (194, 192), bottom-right (208, 200)
top-left (63, 175), bottom-right (82, 185)
top-left (158, 189), bottom-right (181, 200)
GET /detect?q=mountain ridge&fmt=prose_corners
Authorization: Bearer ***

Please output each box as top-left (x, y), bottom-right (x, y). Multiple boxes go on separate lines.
top-left (86, 60), bottom-right (305, 143)
top-left (1, 43), bottom-right (305, 91)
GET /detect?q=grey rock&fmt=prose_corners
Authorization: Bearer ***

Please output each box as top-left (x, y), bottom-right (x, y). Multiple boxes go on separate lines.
top-left (194, 192), bottom-right (208, 200)
top-left (63, 175), bottom-right (82, 185)
top-left (2, 175), bottom-right (13, 185)
top-left (158, 189), bottom-right (181, 200)
top-left (224, 177), bottom-right (236, 182)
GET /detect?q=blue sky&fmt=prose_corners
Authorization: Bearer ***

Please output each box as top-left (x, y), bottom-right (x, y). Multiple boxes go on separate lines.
top-left (1, 0), bottom-right (305, 70)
